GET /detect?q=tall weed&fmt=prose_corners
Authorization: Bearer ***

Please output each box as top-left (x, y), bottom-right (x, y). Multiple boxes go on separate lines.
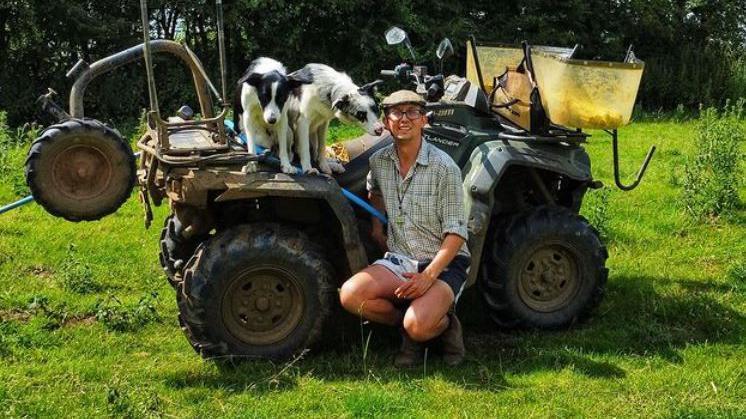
top-left (95, 293), bottom-right (160, 332)
top-left (582, 187), bottom-right (612, 241)
top-left (0, 111), bottom-right (38, 197)
top-left (59, 244), bottom-right (103, 294)
top-left (682, 100), bottom-right (744, 220)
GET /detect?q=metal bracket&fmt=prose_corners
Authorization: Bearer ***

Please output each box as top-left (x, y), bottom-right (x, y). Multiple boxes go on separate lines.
top-left (607, 129), bottom-right (656, 191)
top-left (36, 88), bottom-right (71, 122)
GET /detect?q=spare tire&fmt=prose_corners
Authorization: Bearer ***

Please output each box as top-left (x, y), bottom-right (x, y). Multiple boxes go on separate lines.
top-left (25, 118), bottom-right (136, 221)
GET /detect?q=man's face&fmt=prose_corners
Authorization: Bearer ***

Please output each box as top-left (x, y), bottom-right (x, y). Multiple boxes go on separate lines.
top-left (384, 103), bottom-right (427, 143)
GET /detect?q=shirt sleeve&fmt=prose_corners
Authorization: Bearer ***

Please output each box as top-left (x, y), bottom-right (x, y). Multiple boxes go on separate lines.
top-left (366, 156), bottom-right (381, 195)
top-left (438, 162), bottom-right (468, 241)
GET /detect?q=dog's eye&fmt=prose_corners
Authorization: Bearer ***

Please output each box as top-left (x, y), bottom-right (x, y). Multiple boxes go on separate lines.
top-left (356, 111), bottom-right (367, 122)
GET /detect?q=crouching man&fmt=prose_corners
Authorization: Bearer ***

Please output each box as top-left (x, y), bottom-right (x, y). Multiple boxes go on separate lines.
top-left (339, 90), bottom-right (470, 367)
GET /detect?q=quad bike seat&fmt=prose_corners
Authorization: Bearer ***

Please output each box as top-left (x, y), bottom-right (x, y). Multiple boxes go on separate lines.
top-left (334, 132), bottom-right (393, 197)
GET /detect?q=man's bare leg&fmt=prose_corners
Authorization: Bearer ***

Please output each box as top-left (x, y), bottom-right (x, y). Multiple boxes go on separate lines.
top-left (402, 280), bottom-right (454, 342)
top-left (339, 265), bottom-right (406, 326)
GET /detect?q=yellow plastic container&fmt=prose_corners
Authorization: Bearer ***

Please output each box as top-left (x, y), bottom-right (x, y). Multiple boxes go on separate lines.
top-left (531, 51), bottom-right (644, 129)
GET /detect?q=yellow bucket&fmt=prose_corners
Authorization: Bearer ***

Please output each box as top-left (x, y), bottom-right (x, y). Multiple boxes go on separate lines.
top-left (466, 41), bottom-right (574, 93)
top-left (531, 51), bottom-right (644, 129)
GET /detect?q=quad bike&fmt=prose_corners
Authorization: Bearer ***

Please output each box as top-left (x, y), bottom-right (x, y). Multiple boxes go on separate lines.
top-left (24, 0), bottom-right (655, 360)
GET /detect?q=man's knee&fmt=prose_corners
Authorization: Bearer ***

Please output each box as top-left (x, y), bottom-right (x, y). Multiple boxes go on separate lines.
top-left (403, 314), bottom-right (441, 342)
top-left (339, 276), bottom-right (366, 314)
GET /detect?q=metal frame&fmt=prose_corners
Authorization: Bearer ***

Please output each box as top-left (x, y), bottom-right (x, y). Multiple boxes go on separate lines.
top-left (606, 129), bottom-right (656, 191)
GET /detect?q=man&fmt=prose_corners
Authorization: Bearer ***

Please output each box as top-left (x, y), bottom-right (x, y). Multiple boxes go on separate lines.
top-left (339, 90), bottom-right (470, 367)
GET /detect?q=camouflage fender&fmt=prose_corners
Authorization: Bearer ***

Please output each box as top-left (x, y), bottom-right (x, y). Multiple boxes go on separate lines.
top-left (461, 140), bottom-right (592, 287)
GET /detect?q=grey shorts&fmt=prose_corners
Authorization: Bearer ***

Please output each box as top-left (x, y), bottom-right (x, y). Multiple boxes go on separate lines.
top-left (373, 254), bottom-right (471, 303)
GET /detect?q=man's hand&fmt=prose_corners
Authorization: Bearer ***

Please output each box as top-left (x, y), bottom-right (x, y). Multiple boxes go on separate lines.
top-left (395, 271), bottom-right (435, 300)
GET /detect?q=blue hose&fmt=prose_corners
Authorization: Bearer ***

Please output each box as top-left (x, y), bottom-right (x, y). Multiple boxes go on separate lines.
top-left (0, 196), bottom-right (34, 215)
top-left (0, 152), bottom-right (143, 216)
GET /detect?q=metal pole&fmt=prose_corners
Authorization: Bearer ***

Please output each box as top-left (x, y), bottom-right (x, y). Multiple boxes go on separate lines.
top-left (216, 0), bottom-right (229, 105)
top-left (140, 0), bottom-right (160, 120)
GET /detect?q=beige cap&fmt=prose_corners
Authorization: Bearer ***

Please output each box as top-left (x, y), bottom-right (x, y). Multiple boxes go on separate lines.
top-left (381, 90), bottom-right (426, 108)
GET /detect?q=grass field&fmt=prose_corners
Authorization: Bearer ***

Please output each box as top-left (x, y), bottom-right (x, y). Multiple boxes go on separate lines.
top-left (0, 118), bottom-right (744, 418)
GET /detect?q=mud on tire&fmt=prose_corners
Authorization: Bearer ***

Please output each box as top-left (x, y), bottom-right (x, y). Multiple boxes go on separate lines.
top-left (480, 206), bottom-right (608, 329)
top-left (177, 223), bottom-right (335, 360)
top-left (159, 214), bottom-right (209, 289)
top-left (25, 118), bottom-right (136, 221)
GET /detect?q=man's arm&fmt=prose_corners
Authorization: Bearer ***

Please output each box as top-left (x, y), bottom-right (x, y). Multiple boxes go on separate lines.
top-left (369, 191), bottom-right (388, 252)
top-left (396, 233), bottom-right (463, 299)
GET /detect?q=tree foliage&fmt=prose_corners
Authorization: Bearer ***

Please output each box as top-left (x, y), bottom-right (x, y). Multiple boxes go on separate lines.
top-left (0, 0), bottom-right (744, 127)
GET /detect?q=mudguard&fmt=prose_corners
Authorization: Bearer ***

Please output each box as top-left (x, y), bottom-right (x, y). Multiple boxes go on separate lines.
top-left (171, 169), bottom-right (369, 278)
top-left (461, 139), bottom-right (592, 287)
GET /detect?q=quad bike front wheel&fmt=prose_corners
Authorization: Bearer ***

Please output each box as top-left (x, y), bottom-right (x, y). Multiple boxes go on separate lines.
top-left (177, 223), bottom-right (334, 360)
top-left (25, 118), bottom-right (136, 221)
top-left (480, 206), bottom-right (608, 329)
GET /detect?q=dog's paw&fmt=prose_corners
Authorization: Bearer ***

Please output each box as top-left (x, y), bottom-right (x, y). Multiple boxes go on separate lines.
top-left (304, 167), bottom-right (320, 176)
top-left (329, 161), bottom-right (346, 174)
top-left (319, 161), bottom-right (333, 175)
top-left (281, 163), bottom-right (296, 174)
top-left (242, 162), bottom-right (258, 174)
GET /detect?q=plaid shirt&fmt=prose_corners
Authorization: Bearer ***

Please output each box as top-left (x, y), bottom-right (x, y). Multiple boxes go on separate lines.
top-left (366, 140), bottom-right (470, 261)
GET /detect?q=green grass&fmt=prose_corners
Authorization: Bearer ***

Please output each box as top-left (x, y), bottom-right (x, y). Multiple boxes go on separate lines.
top-left (0, 119), bottom-right (744, 417)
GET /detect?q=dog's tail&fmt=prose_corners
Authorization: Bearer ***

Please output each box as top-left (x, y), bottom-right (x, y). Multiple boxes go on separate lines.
top-left (233, 81), bottom-right (243, 134)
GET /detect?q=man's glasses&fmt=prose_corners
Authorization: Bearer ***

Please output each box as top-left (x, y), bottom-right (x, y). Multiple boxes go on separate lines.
top-left (386, 109), bottom-right (424, 121)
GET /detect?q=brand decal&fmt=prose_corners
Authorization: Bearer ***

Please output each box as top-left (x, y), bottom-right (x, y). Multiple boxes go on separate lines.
top-left (424, 133), bottom-right (459, 147)
top-left (434, 109), bottom-right (454, 117)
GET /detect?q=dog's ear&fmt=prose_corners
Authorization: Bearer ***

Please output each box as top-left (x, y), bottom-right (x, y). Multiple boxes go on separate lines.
top-left (287, 70), bottom-right (313, 89)
top-left (332, 94), bottom-right (350, 110)
top-left (358, 79), bottom-right (384, 96)
top-left (244, 72), bottom-right (263, 87)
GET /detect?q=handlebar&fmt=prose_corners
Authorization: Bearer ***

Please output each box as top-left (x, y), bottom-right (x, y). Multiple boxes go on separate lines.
top-left (380, 70), bottom-right (397, 76)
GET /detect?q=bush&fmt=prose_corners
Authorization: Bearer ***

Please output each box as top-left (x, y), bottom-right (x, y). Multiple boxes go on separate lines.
top-left (682, 101), bottom-right (744, 220)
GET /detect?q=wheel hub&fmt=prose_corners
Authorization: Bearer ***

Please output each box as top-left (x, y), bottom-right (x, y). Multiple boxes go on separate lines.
top-left (222, 266), bottom-right (304, 346)
top-left (518, 244), bottom-right (580, 312)
top-left (52, 144), bottom-right (113, 200)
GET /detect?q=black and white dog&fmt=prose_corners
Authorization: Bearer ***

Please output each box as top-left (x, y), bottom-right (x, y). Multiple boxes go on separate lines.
top-left (233, 57), bottom-right (312, 173)
top-left (286, 64), bottom-right (384, 174)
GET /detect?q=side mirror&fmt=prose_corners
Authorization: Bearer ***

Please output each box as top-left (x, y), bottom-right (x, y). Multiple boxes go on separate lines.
top-left (436, 38), bottom-right (454, 60)
top-left (385, 26), bottom-right (408, 45)
top-left (384, 26), bottom-right (416, 62)
top-left (436, 38), bottom-right (454, 73)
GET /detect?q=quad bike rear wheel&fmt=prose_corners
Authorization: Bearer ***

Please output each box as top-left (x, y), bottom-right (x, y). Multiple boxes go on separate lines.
top-left (25, 118), bottom-right (136, 221)
top-left (159, 214), bottom-right (209, 289)
top-left (480, 206), bottom-right (608, 329)
top-left (177, 223), bottom-right (334, 360)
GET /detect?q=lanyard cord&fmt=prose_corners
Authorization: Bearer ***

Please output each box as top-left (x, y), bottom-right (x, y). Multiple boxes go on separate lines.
top-left (395, 164), bottom-right (417, 212)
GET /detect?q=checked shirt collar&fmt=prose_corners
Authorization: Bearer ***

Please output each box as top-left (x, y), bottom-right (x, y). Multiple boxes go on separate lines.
top-left (383, 138), bottom-right (432, 178)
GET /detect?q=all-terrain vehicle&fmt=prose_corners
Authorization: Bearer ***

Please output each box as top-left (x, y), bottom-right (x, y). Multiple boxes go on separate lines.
top-left (25, 0), bottom-right (655, 360)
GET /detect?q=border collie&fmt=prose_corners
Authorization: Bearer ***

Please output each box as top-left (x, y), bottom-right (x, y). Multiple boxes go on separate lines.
top-left (286, 64), bottom-right (384, 175)
top-left (233, 57), bottom-right (312, 173)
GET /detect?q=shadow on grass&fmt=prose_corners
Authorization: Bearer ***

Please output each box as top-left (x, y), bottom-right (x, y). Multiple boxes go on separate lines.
top-left (161, 274), bottom-right (744, 394)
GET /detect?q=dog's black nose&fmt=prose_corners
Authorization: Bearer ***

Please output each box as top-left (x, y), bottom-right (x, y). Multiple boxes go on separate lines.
top-left (267, 116), bottom-right (277, 124)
